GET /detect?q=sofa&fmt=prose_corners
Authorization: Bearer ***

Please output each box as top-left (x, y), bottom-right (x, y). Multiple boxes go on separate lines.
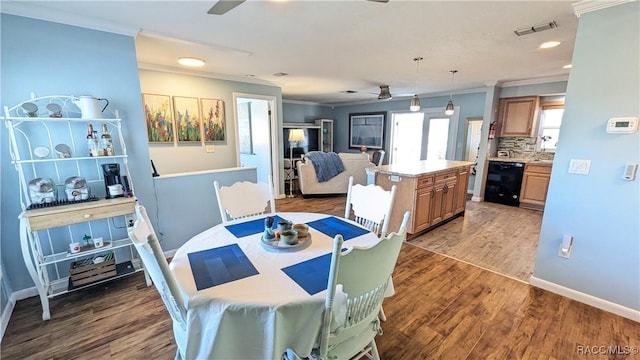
top-left (296, 152), bottom-right (374, 196)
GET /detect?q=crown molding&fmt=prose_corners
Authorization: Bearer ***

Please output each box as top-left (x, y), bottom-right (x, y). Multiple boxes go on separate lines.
top-left (1, 2), bottom-right (140, 36)
top-left (500, 74), bottom-right (569, 88)
top-left (137, 62), bottom-right (280, 88)
top-left (282, 99), bottom-right (332, 107)
top-left (573, 0), bottom-right (634, 17)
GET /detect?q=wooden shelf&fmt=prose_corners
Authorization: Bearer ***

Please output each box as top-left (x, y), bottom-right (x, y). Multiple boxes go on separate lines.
top-left (41, 238), bottom-right (134, 265)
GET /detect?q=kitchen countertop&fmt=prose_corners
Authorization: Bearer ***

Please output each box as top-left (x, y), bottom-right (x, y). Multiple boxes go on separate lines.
top-left (368, 160), bottom-right (474, 177)
top-left (488, 157), bottom-right (553, 165)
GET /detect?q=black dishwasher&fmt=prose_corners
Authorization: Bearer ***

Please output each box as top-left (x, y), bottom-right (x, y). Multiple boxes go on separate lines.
top-left (484, 161), bottom-right (525, 206)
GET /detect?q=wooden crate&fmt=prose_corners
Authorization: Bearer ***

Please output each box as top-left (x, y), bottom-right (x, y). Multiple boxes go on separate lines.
top-left (70, 258), bottom-right (116, 287)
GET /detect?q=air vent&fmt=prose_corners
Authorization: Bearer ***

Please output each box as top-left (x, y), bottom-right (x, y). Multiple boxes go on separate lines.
top-left (514, 21), bottom-right (557, 36)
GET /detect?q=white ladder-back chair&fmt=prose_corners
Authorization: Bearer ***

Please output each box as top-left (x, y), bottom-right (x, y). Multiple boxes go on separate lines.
top-left (288, 211), bottom-right (411, 360)
top-left (214, 175), bottom-right (275, 223)
top-left (128, 205), bottom-right (188, 360)
top-left (345, 176), bottom-right (397, 238)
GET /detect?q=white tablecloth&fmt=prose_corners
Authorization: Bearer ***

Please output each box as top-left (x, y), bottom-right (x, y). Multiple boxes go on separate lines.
top-left (169, 212), bottom-right (382, 360)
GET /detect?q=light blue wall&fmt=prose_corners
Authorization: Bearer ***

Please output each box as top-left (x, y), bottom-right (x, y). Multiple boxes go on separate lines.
top-left (152, 168), bottom-right (257, 251)
top-left (1, 15), bottom-right (157, 292)
top-left (499, 81), bottom-right (567, 98)
top-left (283, 101), bottom-right (333, 123)
top-left (331, 92), bottom-right (487, 159)
top-left (533, 2), bottom-right (640, 310)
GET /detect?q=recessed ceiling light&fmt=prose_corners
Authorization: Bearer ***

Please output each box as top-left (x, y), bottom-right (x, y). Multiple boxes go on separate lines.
top-left (563, 64), bottom-right (572, 69)
top-left (178, 57), bottom-right (205, 67)
top-left (540, 41), bottom-right (561, 49)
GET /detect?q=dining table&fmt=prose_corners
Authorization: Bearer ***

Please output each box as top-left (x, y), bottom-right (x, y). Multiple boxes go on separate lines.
top-left (169, 212), bottom-right (386, 360)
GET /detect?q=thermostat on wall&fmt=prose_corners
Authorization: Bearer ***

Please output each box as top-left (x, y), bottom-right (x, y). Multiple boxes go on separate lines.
top-left (606, 117), bottom-right (638, 133)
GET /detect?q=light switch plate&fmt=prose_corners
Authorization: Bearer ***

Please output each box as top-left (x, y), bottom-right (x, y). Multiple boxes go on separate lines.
top-left (205, 145), bottom-right (215, 153)
top-left (568, 159), bottom-right (591, 175)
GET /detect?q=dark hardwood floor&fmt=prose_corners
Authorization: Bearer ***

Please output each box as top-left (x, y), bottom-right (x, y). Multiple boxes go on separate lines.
top-left (3, 196), bottom-right (638, 359)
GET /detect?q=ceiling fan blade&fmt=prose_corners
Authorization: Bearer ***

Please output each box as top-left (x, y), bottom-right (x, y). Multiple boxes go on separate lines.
top-left (207, 0), bottom-right (246, 15)
top-left (367, 0), bottom-right (390, 3)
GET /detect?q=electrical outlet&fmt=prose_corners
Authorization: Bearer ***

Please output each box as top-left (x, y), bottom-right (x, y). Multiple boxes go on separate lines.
top-left (205, 145), bottom-right (215, 153)
top-left (125, 214), bottom-right (135, 227)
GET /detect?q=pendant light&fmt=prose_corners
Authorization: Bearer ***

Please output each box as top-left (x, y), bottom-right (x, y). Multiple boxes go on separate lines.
top-left (444, 70), bottom-right (457, 115)
top-left (410, 57), bottom-right (423, 112)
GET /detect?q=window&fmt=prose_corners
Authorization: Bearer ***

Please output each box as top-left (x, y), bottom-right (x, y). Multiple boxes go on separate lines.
top-left (537, 101), bottom-right (564, 152)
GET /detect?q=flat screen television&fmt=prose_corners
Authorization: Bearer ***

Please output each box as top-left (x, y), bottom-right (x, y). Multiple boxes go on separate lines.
top-left (284, 128), bottom-right (320, 157)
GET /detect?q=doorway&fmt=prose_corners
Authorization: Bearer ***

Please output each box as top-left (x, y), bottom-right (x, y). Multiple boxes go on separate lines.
top-left (465, 117), bottom-right (483, 193)
top-left (390, 108), bottom-right (459, 164)
top-left (233, 93), bottom-right (279, 195)
top-left (390, 112), bottom-right (423, 164)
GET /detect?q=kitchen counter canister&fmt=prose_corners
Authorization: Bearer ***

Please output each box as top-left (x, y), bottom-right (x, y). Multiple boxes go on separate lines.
top-left (368, 160), bottom-right (475, 177)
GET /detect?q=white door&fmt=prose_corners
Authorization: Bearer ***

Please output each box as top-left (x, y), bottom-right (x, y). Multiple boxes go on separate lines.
top-left (390, 112), bottom-right (424, 164)
top-left (465, 118), bottom-right (483, 163)
top-left (234, 94), bottom-right (279, 194)
top-left (425, 117), bottom-right (450, 160)
top-left (390, 107), bottom-right (459, 164)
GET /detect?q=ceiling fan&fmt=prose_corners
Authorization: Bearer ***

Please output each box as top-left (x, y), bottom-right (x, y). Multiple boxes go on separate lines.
top-left (208, 0), bottom-right (389, 15)
top-left (377, 85), bottom-right (392, 100)
top-left (343, 85), bottom-right (396, 100)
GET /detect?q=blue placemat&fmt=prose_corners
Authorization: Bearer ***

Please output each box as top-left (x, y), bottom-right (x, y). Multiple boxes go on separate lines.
top-left (281, 253), bottom-right (332, 295)
top-left (187, 244), bottom-right (259, 291)
top-left (225, 215), bottom-right (286, 238)
top-left (306, 216), bottom-right (370, 241)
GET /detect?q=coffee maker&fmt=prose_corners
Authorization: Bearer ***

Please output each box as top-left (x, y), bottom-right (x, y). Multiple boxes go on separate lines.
top-left (102, 163), bottom-right (124, 199)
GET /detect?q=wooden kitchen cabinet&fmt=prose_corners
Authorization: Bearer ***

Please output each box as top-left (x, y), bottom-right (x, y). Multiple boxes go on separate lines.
top-left (454, 166), bottom-right (470, 214)
top-left (498, 96), bottom-right (540, 137)
top-left (519, 163), bottom-right (552, 209)
top-left (414, 185), bottom-right (434, 233)
top-left (372, 161), bottom-right (473, 234)
top-left (431, 171), bottom-right (457, 226)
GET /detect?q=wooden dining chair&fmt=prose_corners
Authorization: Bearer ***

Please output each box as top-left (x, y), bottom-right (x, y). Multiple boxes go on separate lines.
top-left (128, 205), bottom-right (188, 360)
top-left (214, 175), bottom-right (276, 223)
top-left (286, 211), bottom-right (411, 360)
top-left (344, 176), bottom-right (397, 238)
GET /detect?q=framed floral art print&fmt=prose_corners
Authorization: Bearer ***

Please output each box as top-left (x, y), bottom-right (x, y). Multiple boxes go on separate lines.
top-left (142, 93), bottom-right (174, 143)
top-left (200, 98), bottom-right (226, 142)
top-left (173, 96), bottom-right (202, 143)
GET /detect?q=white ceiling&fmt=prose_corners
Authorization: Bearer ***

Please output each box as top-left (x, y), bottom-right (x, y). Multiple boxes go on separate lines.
top-left (2, 0), bottom-right (579, 105)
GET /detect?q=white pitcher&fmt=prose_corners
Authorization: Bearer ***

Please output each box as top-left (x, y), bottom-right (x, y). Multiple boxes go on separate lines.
top-left (72, 95), bottom-right (109, 119)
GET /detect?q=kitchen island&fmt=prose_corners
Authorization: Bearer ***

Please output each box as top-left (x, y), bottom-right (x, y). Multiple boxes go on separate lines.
top-left (370, 160), bottom-right (474, 235)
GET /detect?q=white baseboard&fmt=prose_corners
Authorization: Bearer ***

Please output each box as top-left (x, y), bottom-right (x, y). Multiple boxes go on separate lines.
top-left (164, 248), bottom-right (177, 259)
top-left (471, 196), bottom-right (482, 202)
top-left (529, 276), bottom-right (640, 322)
top-left (1, 294), bottom-right (16, 342)
top-left (13, 286), bottom-right (38, 301)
